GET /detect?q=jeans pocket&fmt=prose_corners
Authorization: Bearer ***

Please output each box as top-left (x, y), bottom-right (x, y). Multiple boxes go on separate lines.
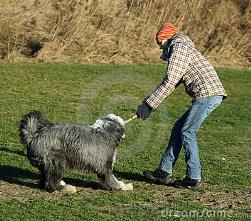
top-left (205, 97), bottom-right (222, 115)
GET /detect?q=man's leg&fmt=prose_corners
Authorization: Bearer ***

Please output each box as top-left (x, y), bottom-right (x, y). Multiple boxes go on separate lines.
top-left (144, 95), bottom-right (222, 186)
top-left (143, 108), bottom-right (190, 184)
top-left (181, 96), bottom-right (223, 180)
top-left (158, 110), bottom-right (190, 174)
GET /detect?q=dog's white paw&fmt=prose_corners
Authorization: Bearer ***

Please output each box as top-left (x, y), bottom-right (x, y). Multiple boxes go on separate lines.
top-left (61, 184), bottom-right (77, 194)
top-left (60, 180), bottom-right (66, 187)
top-left (121, 183), bottom-right (133, 191)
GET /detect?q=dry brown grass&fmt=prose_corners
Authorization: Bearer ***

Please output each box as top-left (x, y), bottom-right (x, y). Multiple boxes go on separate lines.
top-left (0, 0), bottom-right (250, 66)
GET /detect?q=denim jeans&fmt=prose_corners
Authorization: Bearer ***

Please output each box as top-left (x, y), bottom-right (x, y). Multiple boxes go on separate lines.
top-left (159, 95), bottom-right (223, 180)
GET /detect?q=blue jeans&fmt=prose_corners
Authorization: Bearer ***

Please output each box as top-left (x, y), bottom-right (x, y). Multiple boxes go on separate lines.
top-left (159, 96), bottom-right (223, 180)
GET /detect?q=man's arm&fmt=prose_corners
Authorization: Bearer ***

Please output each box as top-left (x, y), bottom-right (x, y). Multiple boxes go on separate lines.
top-left (145, 43), bottom-right (191, 109)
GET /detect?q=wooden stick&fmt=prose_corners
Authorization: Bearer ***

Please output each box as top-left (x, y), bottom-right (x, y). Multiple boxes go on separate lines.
top-left (124, 115), bottom-right (137, 124)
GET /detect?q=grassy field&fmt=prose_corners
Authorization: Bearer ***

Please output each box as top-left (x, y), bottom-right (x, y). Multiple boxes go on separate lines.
top-left (0, 63), bottom-right (250, 220)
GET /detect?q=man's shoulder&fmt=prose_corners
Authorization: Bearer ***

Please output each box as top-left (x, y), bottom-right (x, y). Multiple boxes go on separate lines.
top-left (171, 34), bottom-right (194, 48)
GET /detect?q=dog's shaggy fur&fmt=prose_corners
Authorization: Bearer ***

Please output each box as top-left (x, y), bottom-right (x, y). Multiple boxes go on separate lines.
top-left (19, 111), bottom-right (133, 192)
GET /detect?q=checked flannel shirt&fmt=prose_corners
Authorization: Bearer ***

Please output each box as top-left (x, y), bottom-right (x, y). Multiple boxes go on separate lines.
top-left (145, 34), bottom-right (227, 109)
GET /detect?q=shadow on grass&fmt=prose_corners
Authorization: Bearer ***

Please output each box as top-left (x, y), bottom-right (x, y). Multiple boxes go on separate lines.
top-left (114, 170), bottom-right (145, 182)
top-left (0, 164), bottom-right (104, 190)
top-left (64, 177), bottom-right (102, 190)
top-left (0, 164), bottom-right (145, 191)
top-left (0, 146), bottom-right (25, 157)
top-left (0, 165), bottom-right (39, 189)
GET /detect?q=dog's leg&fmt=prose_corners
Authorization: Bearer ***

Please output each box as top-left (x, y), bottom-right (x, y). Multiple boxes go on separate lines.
top-left (102, 171), bottom-right (121, 190)
top-left (43, 150), bottom-right (65, 193)
top-left (101, 161), bottom-right (133, 191)
top-left (110, 174), bottom-right (133, 191)
top-left (111, 150), bottom-right (133, 190)
top-left (44, 168), bottom-right (64, 192)
top-left (97, 173), bottom-right (105, 182)
top-left (103, 172), bottom-right (133, 191)
top-left (38, 165), bottom-right (46, 189)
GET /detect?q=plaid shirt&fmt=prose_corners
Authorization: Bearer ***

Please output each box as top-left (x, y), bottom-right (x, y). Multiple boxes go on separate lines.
top-left (145, 34), bottom-right (227, 109)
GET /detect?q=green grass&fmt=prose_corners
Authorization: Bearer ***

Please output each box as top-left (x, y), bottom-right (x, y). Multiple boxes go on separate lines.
top-left (0, 63), bottom-right (250, 221)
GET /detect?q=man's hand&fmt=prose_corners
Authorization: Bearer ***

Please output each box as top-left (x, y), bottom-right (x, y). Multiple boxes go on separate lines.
top-left (136, 102), bottom-right (152, 120)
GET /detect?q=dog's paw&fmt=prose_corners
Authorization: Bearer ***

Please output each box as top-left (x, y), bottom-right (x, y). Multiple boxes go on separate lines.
top-left (60, 180), bottom-right (66, 187)
top-left (61, 184), bottom-right (77, 194)
top-left (121, 183), bottom-right (133, 191)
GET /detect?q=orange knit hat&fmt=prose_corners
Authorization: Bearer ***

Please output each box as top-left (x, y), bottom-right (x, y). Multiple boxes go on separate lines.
top-left (156, 22), bottom-right (179, 44)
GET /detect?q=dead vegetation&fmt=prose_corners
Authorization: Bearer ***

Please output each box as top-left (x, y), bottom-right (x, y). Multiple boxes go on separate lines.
top-left (0, 0), bottom-right (250, 66)
top-left (1, 179), bottom-right (250, 213)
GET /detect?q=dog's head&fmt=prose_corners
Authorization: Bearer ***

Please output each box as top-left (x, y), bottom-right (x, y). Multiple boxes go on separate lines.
top-left (92, 114), bottom-right (125, 143)
top-left (103, 114), bottom-right (125, 141)
top-left (104, 114), bottom-right (125, 128)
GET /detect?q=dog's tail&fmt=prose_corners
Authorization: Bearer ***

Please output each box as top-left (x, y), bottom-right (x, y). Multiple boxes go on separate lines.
top-left (19, 110), bottom-right (53, 146)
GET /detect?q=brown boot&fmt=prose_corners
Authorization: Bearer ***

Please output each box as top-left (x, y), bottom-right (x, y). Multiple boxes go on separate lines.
top-left (143, 169), bottom-right (171, 185)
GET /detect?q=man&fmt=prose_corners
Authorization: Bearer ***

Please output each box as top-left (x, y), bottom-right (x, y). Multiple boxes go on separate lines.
top-left (136, 22), bottom-right (227, 189)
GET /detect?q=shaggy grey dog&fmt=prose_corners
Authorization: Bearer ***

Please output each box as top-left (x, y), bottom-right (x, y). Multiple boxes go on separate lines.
top-left (19, 111), bottom-right (133, 193)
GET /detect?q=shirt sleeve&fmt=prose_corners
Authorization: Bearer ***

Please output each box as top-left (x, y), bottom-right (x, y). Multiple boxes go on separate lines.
top-left (145, 43), bottom-right (191, 109)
